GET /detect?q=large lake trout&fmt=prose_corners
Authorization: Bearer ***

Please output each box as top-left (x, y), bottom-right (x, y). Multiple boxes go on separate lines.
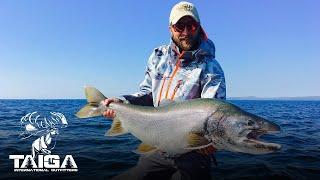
top-left (76, 87), bottom-right (281, 155)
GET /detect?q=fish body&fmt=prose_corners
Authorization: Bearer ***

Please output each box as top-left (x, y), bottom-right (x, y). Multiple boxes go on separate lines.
top-left (76, 87), bottom-right (281, 155)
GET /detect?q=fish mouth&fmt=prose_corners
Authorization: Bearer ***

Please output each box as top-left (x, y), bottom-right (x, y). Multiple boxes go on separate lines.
top-left (247, 121), bottom-right (280, 139)
top-left (246, 129), bottom-right (267, 139)
top-left (242, 123), bottom-right (281, 154)
top-left (246, 120), bottom-right (280, 139)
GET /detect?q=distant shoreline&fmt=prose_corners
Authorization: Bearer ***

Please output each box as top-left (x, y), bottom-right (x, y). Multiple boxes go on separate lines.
top-left (227, 96), bottom-right (320, 101)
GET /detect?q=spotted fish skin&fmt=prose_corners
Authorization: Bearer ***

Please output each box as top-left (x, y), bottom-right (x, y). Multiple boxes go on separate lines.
top-left (76, 87), bottom-right (281, 155)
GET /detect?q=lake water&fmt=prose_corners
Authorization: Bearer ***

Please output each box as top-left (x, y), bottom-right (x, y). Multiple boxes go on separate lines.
top-left (0, 100), bottom-right (319, 179)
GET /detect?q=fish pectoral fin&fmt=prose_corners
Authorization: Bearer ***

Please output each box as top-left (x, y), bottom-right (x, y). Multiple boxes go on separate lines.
top-left (105, 118), bottom-right (128, 136)
top-left (185, 132), bottom-right (212, 150)
top-left (134, 143), bottom-right (157, 154)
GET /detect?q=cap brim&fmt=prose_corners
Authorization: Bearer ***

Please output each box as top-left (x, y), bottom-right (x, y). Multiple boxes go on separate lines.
top-left (170, 12), bottom-right (199, 25)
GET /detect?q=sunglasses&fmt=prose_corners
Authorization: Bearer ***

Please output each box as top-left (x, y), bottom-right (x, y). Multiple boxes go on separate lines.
top-left (172, 21), bottom-right (199, 33)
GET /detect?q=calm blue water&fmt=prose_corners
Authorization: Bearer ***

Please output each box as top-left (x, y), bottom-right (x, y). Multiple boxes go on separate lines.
top-left (0, 100), bottom-right (319, 179)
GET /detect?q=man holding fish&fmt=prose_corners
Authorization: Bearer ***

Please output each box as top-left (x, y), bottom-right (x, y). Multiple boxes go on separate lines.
top-left (103, 2), bottom-right (225, 180)
top-left (76, 1), bottom-right (281, 179)
top-left (77, 87), bottom-right (281, 179)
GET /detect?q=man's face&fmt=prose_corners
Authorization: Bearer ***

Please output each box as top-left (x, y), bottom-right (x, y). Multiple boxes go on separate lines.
top-left (170, 16), bottom-right (201, 51)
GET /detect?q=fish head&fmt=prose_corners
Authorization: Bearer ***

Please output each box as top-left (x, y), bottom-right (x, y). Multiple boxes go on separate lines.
top-left (209, 109), bottom-right (281, 154)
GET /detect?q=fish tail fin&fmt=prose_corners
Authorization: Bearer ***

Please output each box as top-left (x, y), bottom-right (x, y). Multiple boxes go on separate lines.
top-left (75, 87), bottom-right (107, 119)
top-left (75, 104), bottom-right (102, 119)
top-left (105, 117), bottom-right (128, 136)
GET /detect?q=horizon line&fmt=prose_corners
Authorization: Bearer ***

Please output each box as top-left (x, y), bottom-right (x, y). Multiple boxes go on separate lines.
top-left (1, 96), bottom-right (320, 100)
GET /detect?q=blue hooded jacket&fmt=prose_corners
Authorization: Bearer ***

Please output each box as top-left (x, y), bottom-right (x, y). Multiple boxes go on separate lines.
top-left (122, 38), bottom-right (226, 107)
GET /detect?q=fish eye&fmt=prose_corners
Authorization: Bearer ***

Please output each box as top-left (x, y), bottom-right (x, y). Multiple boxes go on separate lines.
top-left (247, 120), bottom-right (254, 126)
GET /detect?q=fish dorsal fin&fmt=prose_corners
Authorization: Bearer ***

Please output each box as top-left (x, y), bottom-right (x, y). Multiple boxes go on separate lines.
top-left (159, 99), bottom-right (175, 107)
top-left (134, 143), bottom-right (157, 154)
top-left (185, 132), bottom-right (212, 150)
top-left (105, 117), bottom-right (128, 136)
top-left (85, 86), bottom-right (107, 104)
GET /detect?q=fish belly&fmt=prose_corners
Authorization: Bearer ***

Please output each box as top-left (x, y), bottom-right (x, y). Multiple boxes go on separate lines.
top-left (118, 108), bottom-right (209, 154)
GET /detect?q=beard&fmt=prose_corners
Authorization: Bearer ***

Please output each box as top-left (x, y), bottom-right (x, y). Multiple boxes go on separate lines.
top-left (172, 31), bottom-right (200, 51)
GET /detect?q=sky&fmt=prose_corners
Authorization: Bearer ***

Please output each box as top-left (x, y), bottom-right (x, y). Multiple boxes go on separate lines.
top-left (0, 0), bottom-right (319, 99)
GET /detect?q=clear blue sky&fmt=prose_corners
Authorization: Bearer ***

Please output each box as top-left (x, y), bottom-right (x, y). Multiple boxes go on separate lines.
top-left (0, 0), bottom-right (319, 99)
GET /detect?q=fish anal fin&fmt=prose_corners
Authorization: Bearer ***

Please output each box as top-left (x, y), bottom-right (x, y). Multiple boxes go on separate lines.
top-left (105, 118), bottom-right (128, 136)
top-left (135, 143), bottom-right (157, 154)
top-left (185, 132), bottom-right (211, 150)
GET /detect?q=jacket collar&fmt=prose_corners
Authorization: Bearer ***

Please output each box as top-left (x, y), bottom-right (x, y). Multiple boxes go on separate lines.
top-left (169, 38), bottom-right (215, 66)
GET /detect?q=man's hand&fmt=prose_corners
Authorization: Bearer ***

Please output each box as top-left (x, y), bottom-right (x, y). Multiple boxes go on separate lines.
top-left (197, 145), bottom-right (217, 156)
top-left (102, 98), bottom-right (123, 119)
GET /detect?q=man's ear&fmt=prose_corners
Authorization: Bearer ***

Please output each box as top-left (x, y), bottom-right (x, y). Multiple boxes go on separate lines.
top-left (169, 26), bottom-right (174, 35)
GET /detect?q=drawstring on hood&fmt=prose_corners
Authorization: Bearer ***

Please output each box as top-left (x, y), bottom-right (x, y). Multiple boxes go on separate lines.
top-left (169, 38), bottom-right (215, 66)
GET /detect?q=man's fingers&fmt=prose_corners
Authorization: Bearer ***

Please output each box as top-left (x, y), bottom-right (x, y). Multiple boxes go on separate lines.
top-left (106, 109), bottom-right (112, 116)
top-left (105, 99), bottom-right (112, 106)
top-left (102, 99), bottom-right (108, 106)
top-left (103, 111), bottom-right (108, 118)
top-left (102, 98), bottom-right (121, 119)
top-left (208, 145), bottom-right (216, 152)
top-left (102, 98), bottom-right (123, 107)
top-left (103, 109), bottom-right (116, 119)
top-left (103, 98), bottom-right (119, 106)
top-left (197, 145), bottom-right (217, 155)
top-left (103, 110), bottom-right (111, 117)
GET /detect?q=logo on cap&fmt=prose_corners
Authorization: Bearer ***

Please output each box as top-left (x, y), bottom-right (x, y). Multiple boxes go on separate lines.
top-left (178, 3), bottom-right (193, 11)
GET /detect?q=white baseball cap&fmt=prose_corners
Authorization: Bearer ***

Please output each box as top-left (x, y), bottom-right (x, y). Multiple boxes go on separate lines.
top-left (169, 1), bottom-right (200, 25)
